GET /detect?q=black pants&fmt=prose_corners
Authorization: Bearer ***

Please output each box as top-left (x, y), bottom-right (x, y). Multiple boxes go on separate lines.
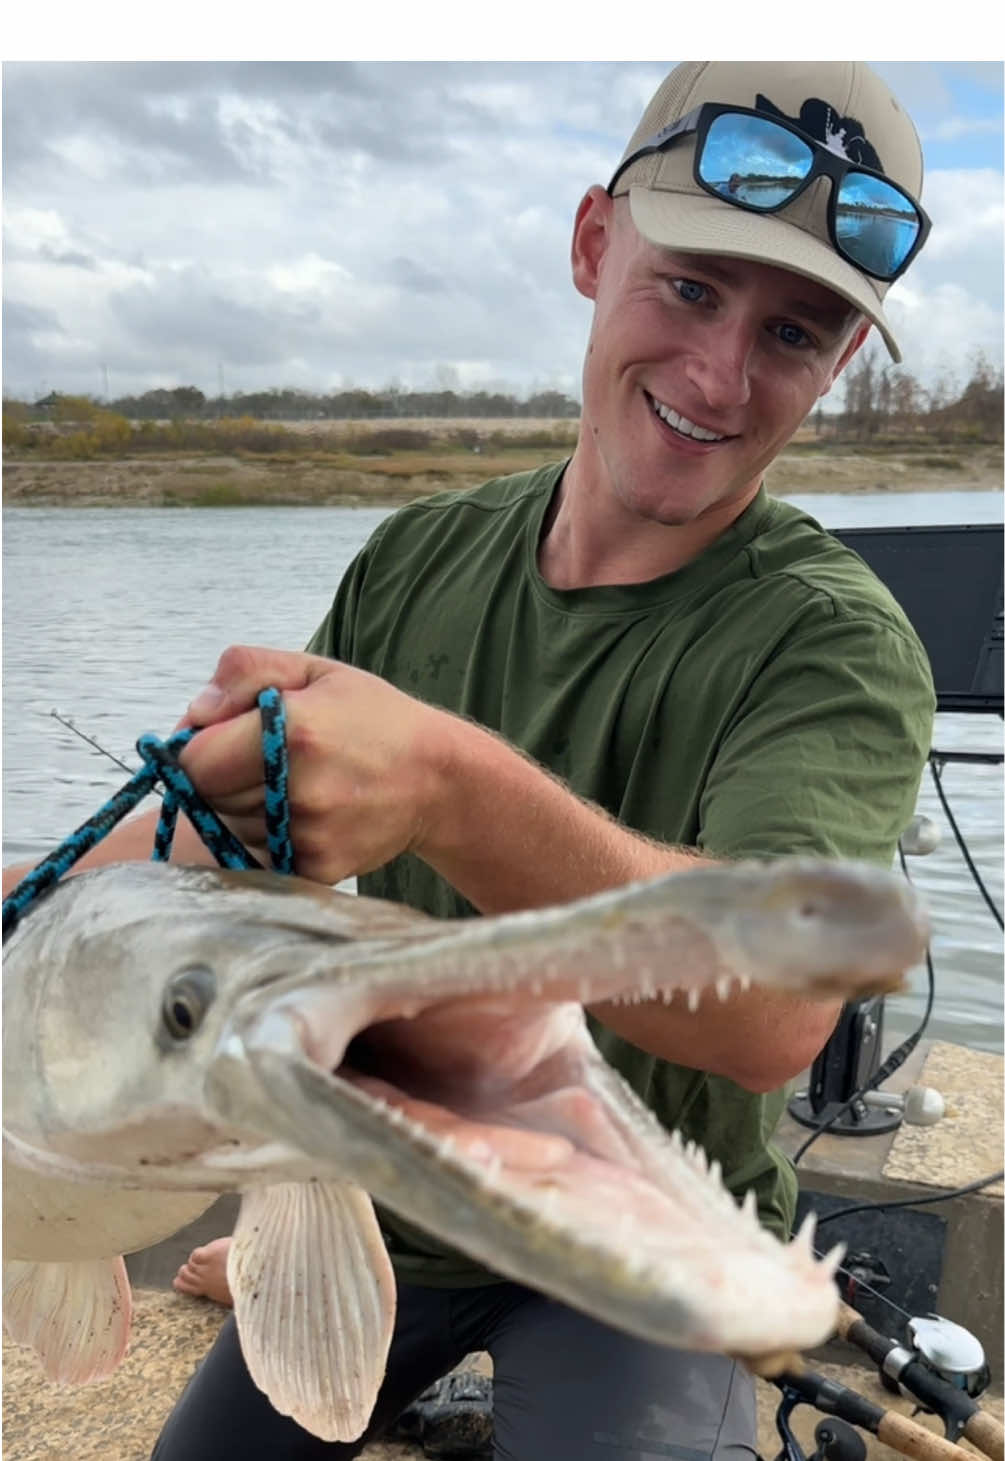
top-left (151, 1279), bottom-right (758, 1460)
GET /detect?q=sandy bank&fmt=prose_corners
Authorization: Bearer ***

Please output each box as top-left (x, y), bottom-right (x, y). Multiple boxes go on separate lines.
top-left (3, 444), bottom-right (1001, 509)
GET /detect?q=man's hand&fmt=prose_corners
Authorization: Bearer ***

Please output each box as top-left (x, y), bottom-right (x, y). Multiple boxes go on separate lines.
top-left (179, 645), bottom-right (453, 885)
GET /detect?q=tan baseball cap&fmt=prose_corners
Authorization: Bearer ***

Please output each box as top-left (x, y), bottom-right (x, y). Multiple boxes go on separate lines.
top-left (610, 62), bottom-right (927, 362)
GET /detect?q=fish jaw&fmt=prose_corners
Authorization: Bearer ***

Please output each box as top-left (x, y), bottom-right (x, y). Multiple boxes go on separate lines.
top-left (274, 856), bottom-right (928, 1010)
top-left (221, 995), bottom-right (844, 1359)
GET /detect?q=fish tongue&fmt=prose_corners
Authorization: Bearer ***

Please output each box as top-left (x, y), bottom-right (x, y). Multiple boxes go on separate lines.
top-left (228, 1179), bottom-right (396, 1442)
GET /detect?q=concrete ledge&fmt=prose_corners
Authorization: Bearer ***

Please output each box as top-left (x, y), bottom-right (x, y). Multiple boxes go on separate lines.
top-left (776, 1041), bottom-right (1004, 1378)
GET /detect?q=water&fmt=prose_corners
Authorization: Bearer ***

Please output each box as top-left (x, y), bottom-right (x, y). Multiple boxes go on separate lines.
top-left (3, 492), bottom-right (1002, 1054)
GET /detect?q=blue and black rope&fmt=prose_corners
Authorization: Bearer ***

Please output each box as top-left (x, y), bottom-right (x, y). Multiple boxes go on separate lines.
top-left (259, 686), bottom-right (294, 875)
top-left (2, 687), bottom-right (293, 940)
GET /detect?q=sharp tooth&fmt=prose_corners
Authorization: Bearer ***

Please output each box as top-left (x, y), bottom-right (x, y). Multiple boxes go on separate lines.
top-left (794, 1212), bottom-right (817, 1255)
top-left (715, 976), bottom-right (732, 1001)
top-left (821, 1242), bottom-right (847, 1277)
top-left (687, 987), bottom-right (701, 1012)
top-left (540, 1186), bottom-right (561, 1222)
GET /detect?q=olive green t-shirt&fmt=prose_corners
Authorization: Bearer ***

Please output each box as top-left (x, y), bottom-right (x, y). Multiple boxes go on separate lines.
top-left (307, 462), bottom-right (935, 1285)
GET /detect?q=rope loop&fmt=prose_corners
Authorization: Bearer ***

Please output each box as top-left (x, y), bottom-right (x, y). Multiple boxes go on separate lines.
top-left (2, 687), bottom-right (292, 940)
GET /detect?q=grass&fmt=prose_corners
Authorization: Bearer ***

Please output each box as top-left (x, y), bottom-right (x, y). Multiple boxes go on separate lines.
top-left (3, 415), bottom-right (1001, 508)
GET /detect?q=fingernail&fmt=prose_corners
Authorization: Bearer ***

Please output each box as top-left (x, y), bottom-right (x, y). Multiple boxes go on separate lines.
top-left (187, 684), bottom-right (226, 722)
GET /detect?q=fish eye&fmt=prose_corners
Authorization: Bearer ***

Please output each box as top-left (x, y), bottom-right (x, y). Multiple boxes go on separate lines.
top-left (162, 965), bottom-right (217, 1040)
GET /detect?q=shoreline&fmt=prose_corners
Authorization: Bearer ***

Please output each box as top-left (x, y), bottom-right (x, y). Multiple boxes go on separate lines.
top-left (3, 444), bottom-right (1001, 509)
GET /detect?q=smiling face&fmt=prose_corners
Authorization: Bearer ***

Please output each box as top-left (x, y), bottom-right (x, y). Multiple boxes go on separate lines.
top-left (569, 189), bottom-right (869, 534)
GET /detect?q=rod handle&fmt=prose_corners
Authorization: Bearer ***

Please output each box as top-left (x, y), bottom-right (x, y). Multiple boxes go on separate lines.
top-left (962, 1411), bottom-right (1005, 1461)
top-left (876, 1410), bottom-right (973, 1461)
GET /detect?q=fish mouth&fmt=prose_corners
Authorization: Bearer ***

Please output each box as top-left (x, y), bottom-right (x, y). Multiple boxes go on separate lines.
top-left (211, 856), bottom-right (925, 1355)
top-left (229, 973), bottom-right (844, 1356)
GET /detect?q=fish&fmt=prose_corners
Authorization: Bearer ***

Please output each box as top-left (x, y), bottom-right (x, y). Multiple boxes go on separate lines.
top-left (3, 857), bottom-right (927, 1441)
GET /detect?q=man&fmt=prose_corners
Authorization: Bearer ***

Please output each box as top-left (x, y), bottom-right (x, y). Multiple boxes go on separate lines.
top-left (8, 60), bottom-right (936, 1461)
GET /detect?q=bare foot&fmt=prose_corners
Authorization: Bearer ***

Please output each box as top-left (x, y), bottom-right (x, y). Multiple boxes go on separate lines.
top-left (172, 1236), bottom-right (234, 1307)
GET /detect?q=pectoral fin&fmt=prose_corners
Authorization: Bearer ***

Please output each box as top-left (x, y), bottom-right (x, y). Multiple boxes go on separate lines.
top-left (229, 1180), bottom-right (396, 1442)
top-left (2, 1254), bottom-right (132, 1383)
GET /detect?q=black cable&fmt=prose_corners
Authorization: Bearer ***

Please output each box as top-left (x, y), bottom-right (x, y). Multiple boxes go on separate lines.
top-left (793, 750), bottom-right (1004, 1170)
top-left (928, 753), bottom-right (1004, 929)
top-left (815, 1169), bottom-right (1004, 1227)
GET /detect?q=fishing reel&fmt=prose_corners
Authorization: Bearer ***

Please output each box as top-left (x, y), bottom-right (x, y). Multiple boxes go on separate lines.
top-left (772, 1395), bottom-right (867, 1461)
top-left (769, 1303), bottom-right (1000, 1461)
top-left (880, 1313), bottom-right (991, 1401)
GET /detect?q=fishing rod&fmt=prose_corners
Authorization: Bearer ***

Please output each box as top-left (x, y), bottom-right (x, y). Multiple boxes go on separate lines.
top-left (766, 1244), bottom-right (1002, 1461)
top-left (767, 1299), bottom-right (1003, 1461)
top-left (49, 709), bottom-right (162, 793)
top-left (769, 1365), bottom-right (982, 1461)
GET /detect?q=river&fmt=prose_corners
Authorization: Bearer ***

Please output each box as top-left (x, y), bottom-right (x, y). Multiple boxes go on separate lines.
top-left (3, 491), bottom-right (1002, 1054)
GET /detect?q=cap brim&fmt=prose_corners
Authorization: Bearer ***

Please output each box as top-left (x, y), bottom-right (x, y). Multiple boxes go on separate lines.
top-left (628, 188), bottom-right (902, 363)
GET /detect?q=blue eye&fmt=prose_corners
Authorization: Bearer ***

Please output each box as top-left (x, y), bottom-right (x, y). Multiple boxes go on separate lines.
top-left (776, 322), bottom-right (809, 347)
top-left (674, 279), bottom-right (706, 303)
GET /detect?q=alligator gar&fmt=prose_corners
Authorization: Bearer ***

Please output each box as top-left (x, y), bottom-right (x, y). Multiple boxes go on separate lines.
top-left (3, 858), bottom-right (927, 1440)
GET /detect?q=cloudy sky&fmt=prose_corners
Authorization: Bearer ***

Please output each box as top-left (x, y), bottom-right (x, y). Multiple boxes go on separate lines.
top-left (3, 57), bottom-right (1002, 406)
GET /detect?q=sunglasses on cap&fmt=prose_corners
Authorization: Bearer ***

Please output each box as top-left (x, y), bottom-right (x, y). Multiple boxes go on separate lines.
top-left (607, 102), bottom-right (931, 283)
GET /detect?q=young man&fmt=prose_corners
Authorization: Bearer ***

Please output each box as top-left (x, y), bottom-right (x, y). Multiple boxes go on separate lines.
top-left (9, 61), bottom-right (937, 1461)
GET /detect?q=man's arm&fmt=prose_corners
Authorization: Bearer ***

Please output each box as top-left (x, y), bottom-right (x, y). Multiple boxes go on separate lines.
top-left (2, 809), bottom-right (216, 898)
top-left (409, 708), bottom-right (843, 1092)
top-left (176, 646), bottom-right (842, 1092)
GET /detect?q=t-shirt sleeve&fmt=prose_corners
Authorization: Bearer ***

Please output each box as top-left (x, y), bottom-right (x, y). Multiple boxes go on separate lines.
top-left (303, 527), bottom-right (388, 663)
top-left (696, 612), bottom-right (936, 867)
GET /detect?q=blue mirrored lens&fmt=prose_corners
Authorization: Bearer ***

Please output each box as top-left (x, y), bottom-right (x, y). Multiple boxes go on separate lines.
top-left (835, 171), bottom-right (920, 276)
top-left (699, 113), bottom-right (814, 208)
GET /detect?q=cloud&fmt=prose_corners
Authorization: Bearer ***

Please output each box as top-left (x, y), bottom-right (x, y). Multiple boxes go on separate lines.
top-left (4, 299), bottom-right (66, 335)
top-left (1, 61), bottom-right (999, 403)
top-left (921, 117), bottom-right (1004, 143)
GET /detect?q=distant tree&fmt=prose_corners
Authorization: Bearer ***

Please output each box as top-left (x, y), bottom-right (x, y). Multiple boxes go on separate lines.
top-left (887, 368), bottom-right (924, 434)
top-left (522, 390), bottom-right (580, 418)
top-left (948, 352), bottom-right (1004, 438)
top-left (51, 394), bottom-right (101, 424)
top-left (170, 386), bottom-right (206, 416)
top-left (841, 348), bottom-right (879, 440)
